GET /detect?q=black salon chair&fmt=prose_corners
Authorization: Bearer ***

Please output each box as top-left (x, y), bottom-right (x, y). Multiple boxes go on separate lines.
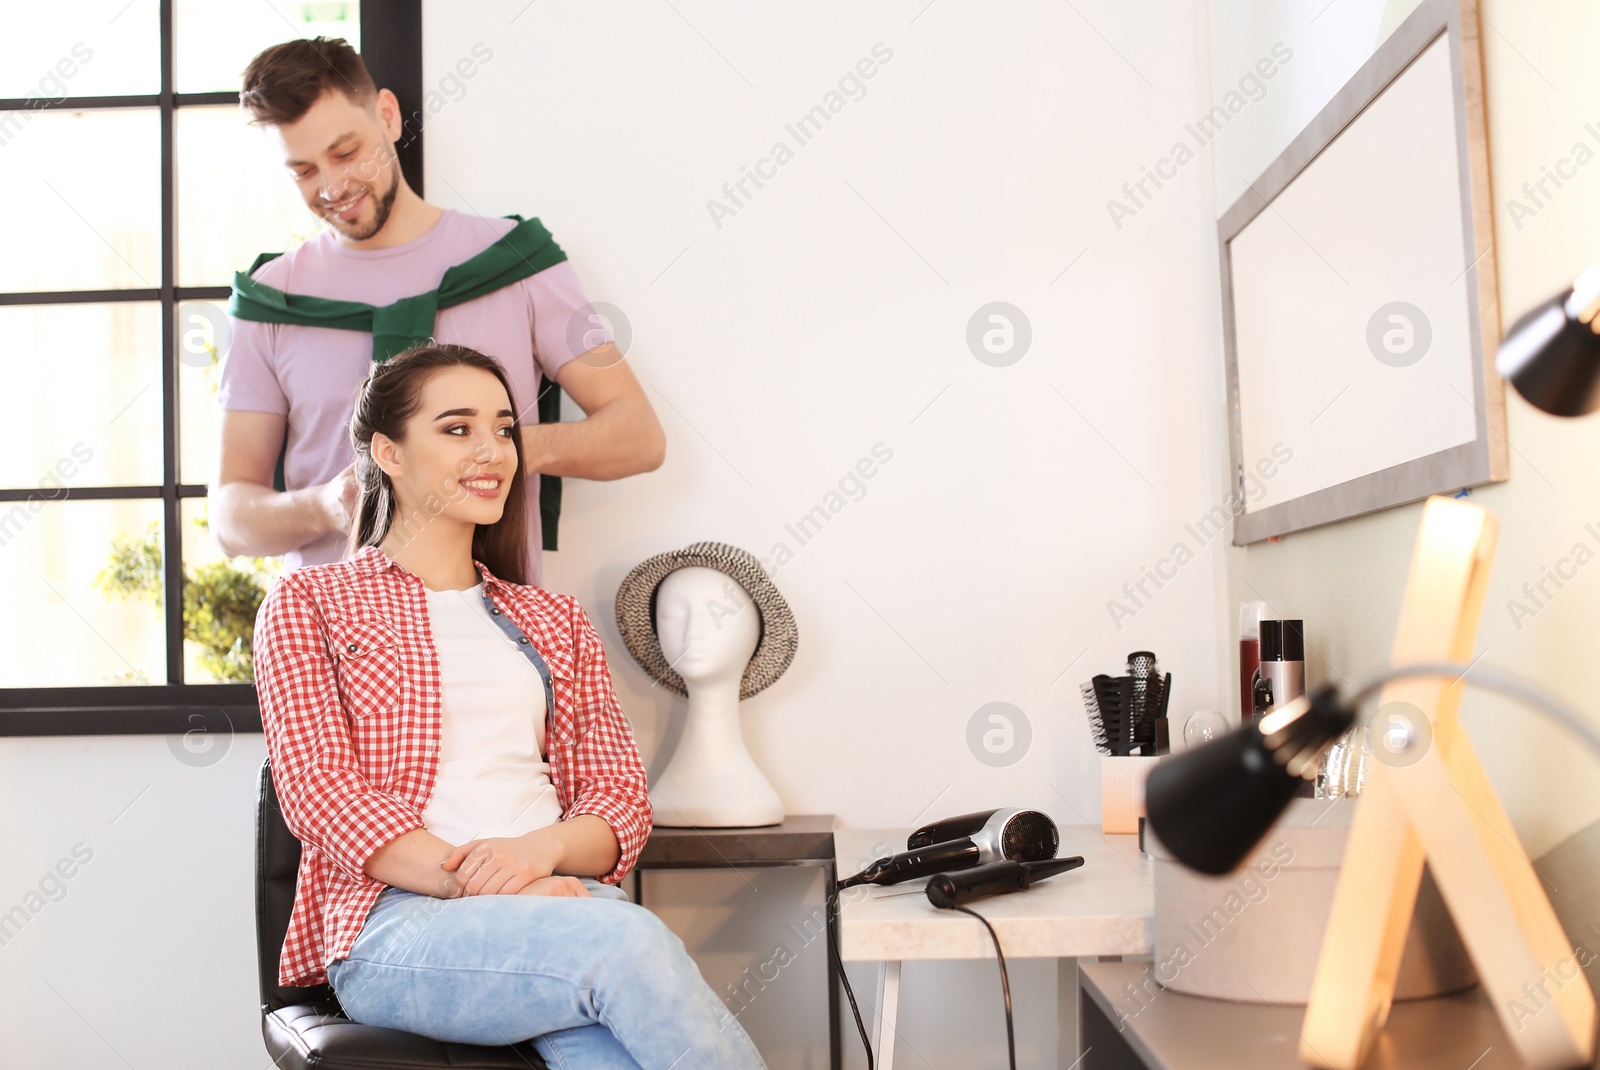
top-left (255, 758), bottom-right (550, 1068)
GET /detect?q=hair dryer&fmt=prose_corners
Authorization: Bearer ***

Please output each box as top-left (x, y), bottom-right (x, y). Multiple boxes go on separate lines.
top-left (925, 856), bottom-right (1085, 908)
top-left (836, 808), bottom-right (1059, 889)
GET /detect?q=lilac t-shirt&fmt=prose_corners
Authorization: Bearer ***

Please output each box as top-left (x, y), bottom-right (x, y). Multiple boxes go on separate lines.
top-left (217, 210), bottom-right (610, 587)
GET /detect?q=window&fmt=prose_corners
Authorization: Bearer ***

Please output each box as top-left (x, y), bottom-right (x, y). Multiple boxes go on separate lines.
top-left (0, 1), bottom-right (422, 735)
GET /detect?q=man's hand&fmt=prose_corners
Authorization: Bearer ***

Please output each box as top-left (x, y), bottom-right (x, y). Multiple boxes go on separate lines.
top-left (440, 834), bottom-right (564, 897)
top-left (317, 461), bottom-right (360, 535)
top-left (212, 409), bottom-right (357, 557)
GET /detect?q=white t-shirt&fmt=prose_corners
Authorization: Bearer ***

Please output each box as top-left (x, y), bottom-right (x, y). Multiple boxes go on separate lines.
top-left (419, 582), bottom-right (564, 845)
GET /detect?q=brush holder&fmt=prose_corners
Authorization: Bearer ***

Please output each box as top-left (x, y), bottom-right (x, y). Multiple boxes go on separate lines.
top-left (1101, 754), bottom-right (1161, 834)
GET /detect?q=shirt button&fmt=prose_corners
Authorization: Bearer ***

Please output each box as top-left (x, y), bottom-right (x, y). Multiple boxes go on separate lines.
top-left (519, 637), bottom-right (529, 645)
top-left (347, 643), bottom-right (358, 652)
top-left (490, 607), bottom-right (500, 616)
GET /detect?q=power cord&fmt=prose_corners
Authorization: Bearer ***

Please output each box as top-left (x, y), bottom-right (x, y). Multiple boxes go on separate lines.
top-left (825, 893), bottom-right (1016, 1070)
top-left (826, 889), bottom-right (875, 1070)
top-left (944, 903), bottom-right (1016, 1070)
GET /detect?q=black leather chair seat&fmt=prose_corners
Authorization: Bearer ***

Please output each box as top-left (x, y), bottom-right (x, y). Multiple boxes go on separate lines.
top-left (263, 1002), bottom-right (547, 1068)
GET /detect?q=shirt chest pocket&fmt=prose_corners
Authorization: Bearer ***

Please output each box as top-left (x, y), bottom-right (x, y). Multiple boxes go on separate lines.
top-left (329, 617), bottom-right (403, 720)
top-left (546, 665), bottom-right (596, 748)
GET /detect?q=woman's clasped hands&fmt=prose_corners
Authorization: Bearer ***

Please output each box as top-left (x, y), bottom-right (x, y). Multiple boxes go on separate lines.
top-left (439, 833), bottom-right (593, 898)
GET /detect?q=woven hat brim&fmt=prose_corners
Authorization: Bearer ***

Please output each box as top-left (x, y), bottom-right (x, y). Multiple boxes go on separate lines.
top-left (615, 542), bottom-right (797, 699)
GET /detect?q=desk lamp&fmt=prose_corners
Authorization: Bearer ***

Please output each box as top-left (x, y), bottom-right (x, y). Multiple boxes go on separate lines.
top-left (1147, 284), bottom-right (1600, 1070)
top-left (1146, 671), bottom-right (1600, 873)
top-left (1495, 266), bottom-right (1600, 415)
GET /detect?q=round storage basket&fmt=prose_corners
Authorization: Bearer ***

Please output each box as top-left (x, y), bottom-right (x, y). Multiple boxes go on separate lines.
top-left (1146, 797), bottom-right (1478, 1003)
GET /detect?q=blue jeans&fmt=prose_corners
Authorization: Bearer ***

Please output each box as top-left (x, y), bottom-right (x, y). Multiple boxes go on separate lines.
top-left (327, 879), bottom-right (765, 1070)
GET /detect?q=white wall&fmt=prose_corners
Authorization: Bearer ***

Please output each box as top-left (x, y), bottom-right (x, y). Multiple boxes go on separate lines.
top-left (1210, 0), bottom-right (1600, 860)
top-left (428, 2), bottom-right (1225, 1066)
top-left (0, 3), bottom-right (1229, 1068)
top-left (0, 733), bottom-right (269, 1068)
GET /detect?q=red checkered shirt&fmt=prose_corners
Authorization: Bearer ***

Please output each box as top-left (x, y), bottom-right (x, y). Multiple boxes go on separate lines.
top-left (252, 543), bottom-right (652, 989)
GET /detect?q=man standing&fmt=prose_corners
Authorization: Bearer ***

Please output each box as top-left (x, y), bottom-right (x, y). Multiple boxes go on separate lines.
top-left (212, 37), bottom-right (663, 586)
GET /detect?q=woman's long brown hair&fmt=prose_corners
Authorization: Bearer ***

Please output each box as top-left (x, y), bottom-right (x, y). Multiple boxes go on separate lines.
top-left (345, 343), bottom-right (531, 585)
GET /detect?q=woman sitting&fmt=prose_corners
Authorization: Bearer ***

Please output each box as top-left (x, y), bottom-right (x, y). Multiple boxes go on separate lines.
top-left (252, 342), bottom-right (763, 1069)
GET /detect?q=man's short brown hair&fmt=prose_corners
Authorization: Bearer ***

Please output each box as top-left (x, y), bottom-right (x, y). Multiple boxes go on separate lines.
top-left (240, 36), bottom-right (376, 126)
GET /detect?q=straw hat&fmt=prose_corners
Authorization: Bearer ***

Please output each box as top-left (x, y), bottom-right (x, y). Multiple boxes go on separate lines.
top-left (614, 541), bottom-right (798, 699)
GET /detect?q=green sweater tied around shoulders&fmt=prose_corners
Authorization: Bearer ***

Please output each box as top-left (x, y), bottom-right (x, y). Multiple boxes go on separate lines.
top-left (227, 215), bottom-right (567, 551)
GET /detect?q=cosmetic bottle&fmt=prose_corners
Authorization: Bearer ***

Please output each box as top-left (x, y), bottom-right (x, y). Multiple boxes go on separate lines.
top-left (1258, 619), bottom-right (1305, 713)
top-left (1238, 600), bottom-right (1266, 723)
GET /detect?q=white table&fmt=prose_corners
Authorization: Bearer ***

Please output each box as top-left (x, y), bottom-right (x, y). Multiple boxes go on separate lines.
top-left (833, 826), bottom-right (1154, 1068)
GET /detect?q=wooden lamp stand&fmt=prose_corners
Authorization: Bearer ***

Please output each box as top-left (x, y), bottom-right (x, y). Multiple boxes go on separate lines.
top-left (1300, 496), bottom-right (1596, 1069)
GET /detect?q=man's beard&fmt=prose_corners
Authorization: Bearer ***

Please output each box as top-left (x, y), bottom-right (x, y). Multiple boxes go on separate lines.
top-left (326, 159), bottom-right (400, 241)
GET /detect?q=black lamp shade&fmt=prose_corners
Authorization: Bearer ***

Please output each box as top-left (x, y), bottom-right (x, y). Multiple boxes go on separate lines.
top-left (1145, 688), bottom-right (1354, 875)
top-left (1496, 269), bottom-right (1600, 417)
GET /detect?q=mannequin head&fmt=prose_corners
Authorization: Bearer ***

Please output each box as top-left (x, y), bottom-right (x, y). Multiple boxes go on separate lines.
top-left (654, 566), bottom-right (761, 692)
